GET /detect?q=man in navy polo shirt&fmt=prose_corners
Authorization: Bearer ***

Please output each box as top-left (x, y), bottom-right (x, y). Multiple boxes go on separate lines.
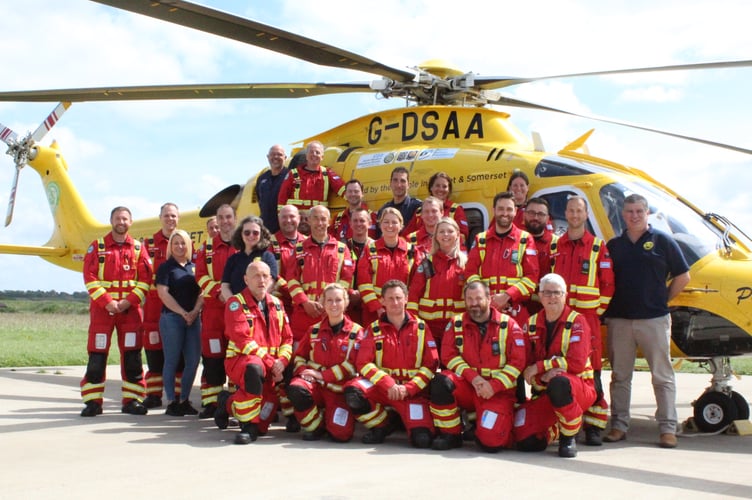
top-left (602, 193), bottom-right (690, 449)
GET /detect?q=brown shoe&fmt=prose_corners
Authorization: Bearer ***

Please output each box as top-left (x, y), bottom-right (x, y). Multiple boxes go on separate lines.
top-left (602, 429), bottom-right (626, 442)
top-left (659, 433), bottom-right (677, 448)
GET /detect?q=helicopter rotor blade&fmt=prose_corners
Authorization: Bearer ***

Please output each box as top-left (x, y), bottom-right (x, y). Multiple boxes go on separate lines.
top-left (5, 164), bottom-right (21, 227)
top-left (30, 102), bottom-right (71, 143)
top-left (475, 59), bottom-right (752, 90)
top-left (0, 83), bottom-right (371, 103)
top-left (89, 0), bottom-right (415, 83)
top-left (0, 122), bottom-right (19, 146)
top-left (489, 95), bottom-right (752, 155)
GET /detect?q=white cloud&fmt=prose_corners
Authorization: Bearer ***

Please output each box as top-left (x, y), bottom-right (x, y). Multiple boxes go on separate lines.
top-left (620, 86), bottom-right (683, 103)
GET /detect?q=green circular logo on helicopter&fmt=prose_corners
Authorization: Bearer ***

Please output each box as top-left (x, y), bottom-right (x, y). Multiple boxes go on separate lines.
top-left (46, 182), bottom-right (60, 212)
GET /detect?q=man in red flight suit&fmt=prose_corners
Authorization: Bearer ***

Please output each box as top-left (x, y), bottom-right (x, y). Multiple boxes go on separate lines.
top-left (550, 196), bottom-right (614, 445)
top-left (344, 207), bottom-right (373, 322)
top-left (285, 205), bottom-right (355, 341)
top-left (270, 205), bottom-right (304, 319)
top-left (405, 196), bottom-right (443, 254)
top-left (344, 280), bottom-right (439, 448)
top-left (194, 204), bottom-right (238, 418)
top-left (142, 202), bottom-right (180, 409)
top-left (80, 206), bottom-right (152, 417)
top-left (214, 261), bottom-right (293, 444)
top-left (286, 283), bottom-right (365, 442)
top-left (331, 179), bottom-right (377, 242)
top-left (430, 281), bottom-right (527, 452)
top-left (277, 140), bottom-right (346, 216)
top-left (514, 273), bottom-right (597, 458)
top-left (466, 191), bottom-right (539, 327)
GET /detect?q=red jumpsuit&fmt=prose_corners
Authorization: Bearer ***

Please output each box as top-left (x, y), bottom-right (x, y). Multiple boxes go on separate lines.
top-left (405, 227), bottom-right (434, 255)
top-left (223, 290), bottom-right (293, 432)
top-left (407, 251), bottom-right (466, 351)
top-left (345, 237), bottom-right (374, 326)
top-left (466, 225), bottom-right (539, 326)
top-left (195, 236), bottom-right (237, 408)
top-left (142, 230), bottom-right (170, 400)
top-left (270, 230), bottom-right (304, 318)
top-left (276, 165), bottom-right (346, 212)
top-left (356, 238), bottom-right (422, 326)
top-left (404, 199), bottom-right (469, 242)
top-left (430, 309), bottom-right (527, 449)
top-left (551, 231), bottom-right (614, 429)
top-left (330, 204), bottom-right (378, 241)
top-left (287, 316), bottom-right (365, 441)
top-left (345, 313), bottom-right (439, 440)
top-left (81, 233), bottom-right (151, 406)
top-left (523, 228), bottom-right (558, 317)
top-left (513, 307), bottom-right (596, 445)
top-left (285, 235), bottom-right (355, 340)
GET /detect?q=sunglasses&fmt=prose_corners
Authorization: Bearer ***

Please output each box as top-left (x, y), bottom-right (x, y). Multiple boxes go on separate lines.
top-left (243, 229), bottom-right (261, 237)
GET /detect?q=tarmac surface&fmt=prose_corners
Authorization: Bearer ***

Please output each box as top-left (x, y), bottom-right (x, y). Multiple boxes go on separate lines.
top-left (1, 366), bottom-right (751, 499)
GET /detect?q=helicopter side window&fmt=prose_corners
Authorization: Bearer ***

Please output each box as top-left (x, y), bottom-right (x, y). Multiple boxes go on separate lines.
top-left (599, 181), bottom-right (716, 267)
top-left (464, 207), bottom-right (485, 249)
top-left (538, 190), bottom-right (595, 236)
top-left (599, 184), bottom-right (626, 236)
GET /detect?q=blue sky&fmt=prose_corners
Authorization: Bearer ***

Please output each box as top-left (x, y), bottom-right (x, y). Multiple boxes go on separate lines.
top-left (1, 0), bottom-right (751, 292)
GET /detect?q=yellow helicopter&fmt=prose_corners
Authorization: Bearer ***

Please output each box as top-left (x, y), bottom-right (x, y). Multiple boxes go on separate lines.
top-left (2, 0), bottom-right (752, 432)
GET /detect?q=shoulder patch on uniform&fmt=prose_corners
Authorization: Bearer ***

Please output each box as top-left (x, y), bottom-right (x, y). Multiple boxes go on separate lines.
top-left (427, 340), bottom-right (436, 348)
top-left (229, 301), bottom-right (240, 312)
top-left (87, 244), bottom-right (94, 254)
top-left (600, 262), bottom-right (611, 268)
top-left (515, 338), bottom-right (525, 346)
top-left (570, 335), bottom-right (581, 342)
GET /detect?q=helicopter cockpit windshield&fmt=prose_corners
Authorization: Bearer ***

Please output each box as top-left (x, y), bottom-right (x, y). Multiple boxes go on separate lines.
top-left (599, 181), bottom-right (720, 267)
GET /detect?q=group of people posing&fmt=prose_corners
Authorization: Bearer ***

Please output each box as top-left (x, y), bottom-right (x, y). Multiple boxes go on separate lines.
top-left (78, 140), bottom-right (690, 458)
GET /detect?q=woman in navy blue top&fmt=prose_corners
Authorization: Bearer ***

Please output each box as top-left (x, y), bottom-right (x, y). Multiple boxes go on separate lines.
top-left (221, 215), bottom-right (278, 297)
top-left (156, 229), bottom-right (203, 417)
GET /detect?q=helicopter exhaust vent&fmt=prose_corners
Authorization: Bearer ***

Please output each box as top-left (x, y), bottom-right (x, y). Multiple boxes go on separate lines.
top-left (531, 131), bottom-right (545, 152)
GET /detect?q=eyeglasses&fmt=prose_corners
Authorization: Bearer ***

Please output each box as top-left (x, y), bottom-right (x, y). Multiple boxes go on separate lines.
top-left (540, 290), bottom-right (564, 297)
top-left (243, 229), bottom-right (261, 237)
top-left (526, 210), bottom-right (549, 219)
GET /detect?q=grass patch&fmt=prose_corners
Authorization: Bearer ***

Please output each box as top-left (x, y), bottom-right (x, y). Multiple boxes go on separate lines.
top-left (0, 312), bottom-right (119, 367)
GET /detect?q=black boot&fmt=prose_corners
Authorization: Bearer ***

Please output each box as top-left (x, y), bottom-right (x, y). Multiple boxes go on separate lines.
top-left (432, 433), bottom-right (463, 450)
top-left (80, 401), bottom-right (102, 417)
top-left (361, 425), bottom-right (388, 444)
top-left (143, 394), bottom-right (162, 409)
top-left (234, 423), bottom-right (259, 445)
top-left (121, 400), bottom-right (148, 415)
top-left (558, 434), bottom-right (577, 458)
top-left (285, 415), bottom-right (301, 433)
top-left (214, 391), bottom-right (230, 429)
top-left (585, 426), bottom-right (602, 446)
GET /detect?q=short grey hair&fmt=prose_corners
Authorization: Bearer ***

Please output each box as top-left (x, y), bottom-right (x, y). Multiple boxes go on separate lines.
top-left (539, 273), bottom-right (567, 292)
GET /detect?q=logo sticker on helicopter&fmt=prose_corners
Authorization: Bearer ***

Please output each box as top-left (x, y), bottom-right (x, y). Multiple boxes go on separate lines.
top-left (356, 152), bottom-right (396, 168)
top-left (46, 182), bottom-right (60, 212)
top-left (643, 241), bottom-right (654, 251)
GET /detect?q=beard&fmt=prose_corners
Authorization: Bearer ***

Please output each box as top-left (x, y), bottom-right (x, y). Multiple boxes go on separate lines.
top-left (524, 220), bottom-right (546, 235)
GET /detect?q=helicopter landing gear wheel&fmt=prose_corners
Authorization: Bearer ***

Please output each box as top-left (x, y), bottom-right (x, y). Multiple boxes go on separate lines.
top-left (692, 391), bottom-right (738, 433)
top-left (731, 391), bottom-right (750, 420)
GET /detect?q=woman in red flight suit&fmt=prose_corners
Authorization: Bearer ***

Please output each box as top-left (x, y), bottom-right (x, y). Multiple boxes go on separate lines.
top-left (286, 283), bottom-right (365, 442)
top-left (508, 170), bottom-right (530, 229)
top-left (357, 207), bottom-right (423, 326)
top-left (408, 217), bottom-right (467, 356)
